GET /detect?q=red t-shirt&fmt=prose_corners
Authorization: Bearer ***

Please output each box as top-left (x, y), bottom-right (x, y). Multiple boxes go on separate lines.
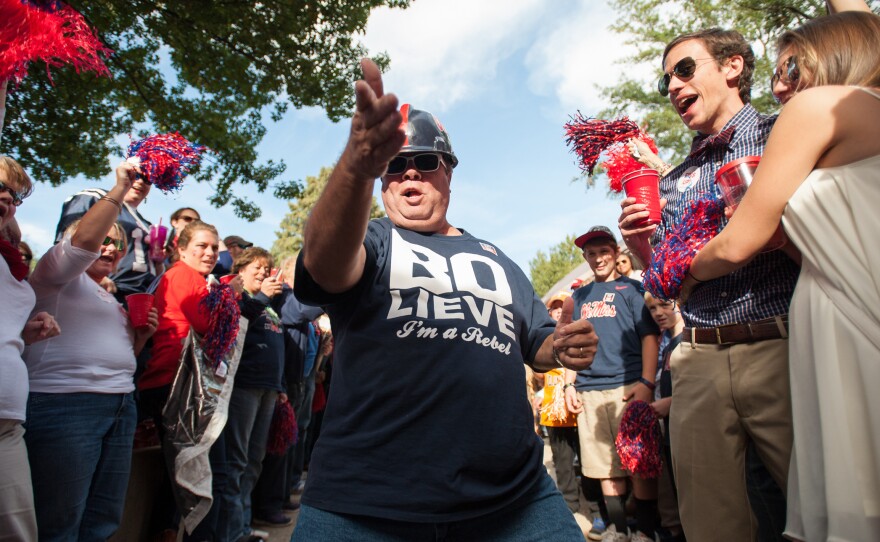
top-left (137, 262), bottom-right (211, 390)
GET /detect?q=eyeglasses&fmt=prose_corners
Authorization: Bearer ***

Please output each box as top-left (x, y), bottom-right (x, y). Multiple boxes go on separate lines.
top-left (102, 236), bottom-right (125, 250)
top-left (178, 215), bottom-right (199, 223)
top-left (0, 181), bottom-right (24, 206)
top-left (386, 153), bottom-right (446, 176)
top-left (658, 57), bottom-right (716, 97)
top-left (771, 56), bottom-right (800, 89)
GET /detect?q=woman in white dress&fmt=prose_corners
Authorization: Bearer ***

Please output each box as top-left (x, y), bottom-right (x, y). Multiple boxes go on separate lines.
top-left (683, 11), bottom-right (880, 541)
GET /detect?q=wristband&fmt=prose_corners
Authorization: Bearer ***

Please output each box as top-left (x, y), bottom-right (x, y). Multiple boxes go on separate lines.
top-left (552, 348), bottom-right (565, 369)
top-left (99, 196), bottom-right (122, 211)
top-left (562, 383), bottom-right (576, 393)
top-left (686, 270), bottom-right (706, 283)
top-left (638, 377), bottom-right (656, 391)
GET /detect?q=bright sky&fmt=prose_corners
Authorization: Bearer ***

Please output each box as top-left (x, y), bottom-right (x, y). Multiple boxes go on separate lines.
top-left (14, 0), bottom-right (652, 275)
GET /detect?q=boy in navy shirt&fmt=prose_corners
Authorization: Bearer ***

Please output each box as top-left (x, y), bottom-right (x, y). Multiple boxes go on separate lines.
top-left (564, 226), bottom-right (660, 542)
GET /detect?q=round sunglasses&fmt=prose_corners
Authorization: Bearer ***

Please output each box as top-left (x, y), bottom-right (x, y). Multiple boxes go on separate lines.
top-left (658, 56), bottom-right (716, 97)
top-left (386, 153), bottom-right (446, 176)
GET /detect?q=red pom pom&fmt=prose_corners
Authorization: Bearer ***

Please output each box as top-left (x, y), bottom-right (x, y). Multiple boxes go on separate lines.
top-left (127, 132), bottom-right (208, 193)
top-left (200, 281), bottom-right (241, 367)
top-left (615, 400), bottom-right (663, 479)
top-left (643, 195), bottom-right (724, 300)
top-left (564, 114), bottom-right (659, 192)
top-left (0, 0), bottom-right (112, 84)
top-left (266, 401), bottom-right (298, 456)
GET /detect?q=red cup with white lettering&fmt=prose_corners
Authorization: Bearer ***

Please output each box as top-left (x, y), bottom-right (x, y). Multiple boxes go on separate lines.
top-left (622, 169), bottom-right (662, 226)
top-left (126, 293), bottom-right (154, 328)
top-left (715, 156), bottom-right (760, 209)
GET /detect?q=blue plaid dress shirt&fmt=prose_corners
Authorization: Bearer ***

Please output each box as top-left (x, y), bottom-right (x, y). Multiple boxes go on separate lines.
top-left (652, 104), bottom-right (799, 327)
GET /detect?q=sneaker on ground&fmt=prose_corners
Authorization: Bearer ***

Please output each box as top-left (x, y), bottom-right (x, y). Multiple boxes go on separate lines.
top-left (282, 500), bottom-right (302, 511)
top-left (588, 516), bottom-right (607, 541)
top-left (252, 512), bottom-right (292, 527)
top-left (600, 524), bottom-right (630, 542)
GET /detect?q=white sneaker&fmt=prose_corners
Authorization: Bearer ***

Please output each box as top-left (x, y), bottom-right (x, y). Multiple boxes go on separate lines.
top-left (600, 524), bottom-right (630, 542)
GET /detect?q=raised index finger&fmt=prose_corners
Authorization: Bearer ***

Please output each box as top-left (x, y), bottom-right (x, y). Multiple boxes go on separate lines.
top-left (361, 58), bottom-right (384, 100)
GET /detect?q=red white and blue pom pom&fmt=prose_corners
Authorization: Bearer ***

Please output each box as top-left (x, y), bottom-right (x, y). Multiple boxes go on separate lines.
top-left (126, 132), bottom-right (207, 193)
top-left (615, 400), bottom-right (662, 479)
top-left (266, 401), bottom-right (298, 456)
top-left (643, 194), bottom-right (724, 300)
top-left (200, 277), bottom-right (240, 367)
top-left (564, 114), bottom-right (659, 192)
top-left (0, 0), bottom-right (112, 84)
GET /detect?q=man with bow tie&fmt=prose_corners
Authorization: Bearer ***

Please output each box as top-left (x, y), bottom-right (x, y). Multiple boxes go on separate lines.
top-left (618, 28), bottom-right (798, 541)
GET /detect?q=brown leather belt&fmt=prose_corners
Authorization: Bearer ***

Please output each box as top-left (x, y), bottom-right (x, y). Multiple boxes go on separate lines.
top-left (684, 315), bottom-right (789, 346)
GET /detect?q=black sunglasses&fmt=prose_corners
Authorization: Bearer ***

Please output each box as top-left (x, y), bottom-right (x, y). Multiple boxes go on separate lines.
top-left (102, 236), bottom-right (125, 250)
top-left (0, 181), bottom-right (24, 206)
top-left (386, 153), bottom-right (445, 176)
top-left (178, 215), bottom-right (199, 223)
top-left (658, 57), bottom-right (716, 97)
top-left (771, 56), bottom-right (800, 89)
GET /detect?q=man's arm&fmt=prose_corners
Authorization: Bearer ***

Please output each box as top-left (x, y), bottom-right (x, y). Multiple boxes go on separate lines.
top-left (533, 297), bottom-right (598, 372)
top-left (623, 334), bottom-right (659, 404)
top-left (301, 59), bottom-right (405, 294)
top-left (618, 197), bottom-right (666, 268)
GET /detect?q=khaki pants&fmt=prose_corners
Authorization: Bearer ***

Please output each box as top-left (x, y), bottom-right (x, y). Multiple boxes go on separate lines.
top-left (669, 339), bottom-right (792, 541)
top-left (0, 420), bottom-right (37, 542)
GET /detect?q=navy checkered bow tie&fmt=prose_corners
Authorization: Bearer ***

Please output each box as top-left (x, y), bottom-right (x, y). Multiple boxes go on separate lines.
top-left (689, 125), bottom-right (737, 158)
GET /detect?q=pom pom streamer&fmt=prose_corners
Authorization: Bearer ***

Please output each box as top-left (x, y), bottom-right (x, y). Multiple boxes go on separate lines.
top-left (200, 279), bottom-right (241, 368)
top-left (642, 194), bottom-right (725, 300)
top-left (266, 400), bottom-right (298, 456)
top-left (564, 114), bottom-right (659, 191)
top-left (0, 0), bottom-right (112, 84)
top-left (615, 400), bottom-right (662, 479)
top-left (126, 132), bottom-right (207, 193)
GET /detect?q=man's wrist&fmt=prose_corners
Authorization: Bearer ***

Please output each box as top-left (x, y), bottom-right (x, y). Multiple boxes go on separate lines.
top-left (552, 348), bottom-right (565, 369)
top-left (637, 377), bottom-right (656, 391)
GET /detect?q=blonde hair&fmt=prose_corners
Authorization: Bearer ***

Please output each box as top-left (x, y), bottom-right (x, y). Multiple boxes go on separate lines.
top-left (777, 11), bottom-right (880, 89)
top-left (0, 156), bottom-right (33, 199)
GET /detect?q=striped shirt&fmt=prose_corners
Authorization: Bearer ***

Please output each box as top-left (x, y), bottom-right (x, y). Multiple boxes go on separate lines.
top-left (652, 104), bottom-right (799, 327)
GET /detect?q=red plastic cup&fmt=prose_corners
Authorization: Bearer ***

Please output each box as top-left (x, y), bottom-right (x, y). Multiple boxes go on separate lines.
top-left (126, 293), bottom-right (154, 328)
top-left (219, 274), bottom-right (237, 285)
top-left (149, 224), bottom-right (168, 262)
top-left (622, 169), bottom-right (662, 226)
top-left (715, 156), bottom-right (761, 209)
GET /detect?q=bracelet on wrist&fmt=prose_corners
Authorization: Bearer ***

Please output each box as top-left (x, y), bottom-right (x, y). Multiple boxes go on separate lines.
top-left (562, 383), bottom-right (576, 392)
top-left (99, 196), bottom-right (122, 211)
top-left (686, 270), bottom-right (706, 283)
top-left (638, 377), bottom-right (656, 391)
top-left (552, 348), bottom-right (565, 369)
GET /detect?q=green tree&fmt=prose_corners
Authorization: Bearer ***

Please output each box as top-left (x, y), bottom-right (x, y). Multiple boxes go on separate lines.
top-left (1, 0), bottom-right (409, 220)
top-left (529, 234), bottom-right (584, 296)
top-left (272, 165), bottom-right (385, 262)
top-left (592, 0), bottom-right (878, 172)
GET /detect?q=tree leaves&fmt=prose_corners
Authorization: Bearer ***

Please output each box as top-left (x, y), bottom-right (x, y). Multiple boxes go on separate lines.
top-left (1, 0), bottom-right (409, 219)
top-left (529, 234), bottom-right (584, 296)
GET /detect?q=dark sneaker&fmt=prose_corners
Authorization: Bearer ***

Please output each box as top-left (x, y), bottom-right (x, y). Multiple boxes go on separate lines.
top-left (282, 500), bottom-right (301, 511)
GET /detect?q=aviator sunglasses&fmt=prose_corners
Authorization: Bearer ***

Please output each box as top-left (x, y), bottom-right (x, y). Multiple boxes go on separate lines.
top-left (658, 57), bottom-right (716, 96)
top-left (386, 153), bottom-right (446, 175)
top-left (771, 55), bottom-right (800, 89)
top-left (0, 181), bottom-right (25, 206)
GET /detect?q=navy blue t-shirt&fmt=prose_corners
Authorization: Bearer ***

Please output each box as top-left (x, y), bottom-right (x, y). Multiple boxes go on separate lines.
top-left (294, 217), bottom-right (555, 522)
top-left (572, 276), bottom-right (659, 391)
top-left (235, 289), bottom-right (287, 392)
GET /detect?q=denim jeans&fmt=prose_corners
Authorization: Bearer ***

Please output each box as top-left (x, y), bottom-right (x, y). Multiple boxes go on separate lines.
top-left (291, 473), bottom-right (582, 542)
top-left (288, 372), bottom-right (316, 492)
top-left (24, 392), bottom-right (136, 542)
top-left (221, 386), bottom-right (277, 541)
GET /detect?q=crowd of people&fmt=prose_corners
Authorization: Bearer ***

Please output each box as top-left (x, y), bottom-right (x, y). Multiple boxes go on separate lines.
top-left (1, 1), bottom-right (878, 541)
